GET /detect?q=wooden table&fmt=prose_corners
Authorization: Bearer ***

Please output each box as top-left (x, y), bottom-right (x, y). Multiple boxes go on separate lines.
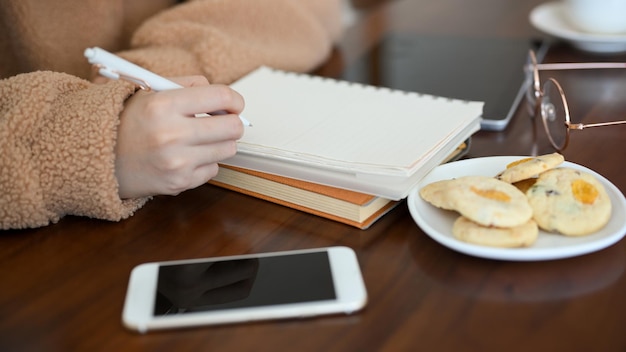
top-left (2, 1), bottom-right (626, 351)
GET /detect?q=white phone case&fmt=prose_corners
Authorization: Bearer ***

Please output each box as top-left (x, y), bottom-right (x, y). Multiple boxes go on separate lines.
top-left (122, 246), bottom-right (367, 333)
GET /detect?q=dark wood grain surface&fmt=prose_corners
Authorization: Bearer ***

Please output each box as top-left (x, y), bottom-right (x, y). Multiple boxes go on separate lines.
top-left (3, 1), bottom-right (626, 351)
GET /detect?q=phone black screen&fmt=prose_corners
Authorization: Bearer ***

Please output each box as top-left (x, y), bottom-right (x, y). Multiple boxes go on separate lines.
top-left (154, 252), bottom-right (336, 316)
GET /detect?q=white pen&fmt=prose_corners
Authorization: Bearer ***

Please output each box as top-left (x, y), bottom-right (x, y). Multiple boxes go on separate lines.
top-left (84, 47), bottom-right (251, 126)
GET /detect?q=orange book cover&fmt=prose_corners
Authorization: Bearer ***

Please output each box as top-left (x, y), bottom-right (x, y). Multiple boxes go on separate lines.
top-left (209, 165), bottom-right (398, 229)
top-left (220, 165), bottom-right (377, 205)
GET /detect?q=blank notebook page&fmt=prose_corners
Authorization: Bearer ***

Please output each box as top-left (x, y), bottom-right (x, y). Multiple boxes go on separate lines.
top-left (230, 67), bottom-right (483, 177)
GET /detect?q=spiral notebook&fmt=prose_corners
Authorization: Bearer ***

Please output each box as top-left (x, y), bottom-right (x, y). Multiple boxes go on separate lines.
top-left (223, 66), bottom-right (483, 200)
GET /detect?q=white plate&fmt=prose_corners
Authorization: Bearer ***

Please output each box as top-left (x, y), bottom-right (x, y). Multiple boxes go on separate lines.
top-left (407, 156), bottom-right (626, 261)
top-left (529, 2), bottom-right (626, 53)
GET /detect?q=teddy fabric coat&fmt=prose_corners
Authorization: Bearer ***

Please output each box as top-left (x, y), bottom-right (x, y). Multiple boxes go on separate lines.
top-left (0, 0), bottom-right (343, 229)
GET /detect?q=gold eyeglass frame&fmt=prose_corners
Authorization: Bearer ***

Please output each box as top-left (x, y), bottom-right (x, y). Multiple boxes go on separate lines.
top-left (525, 50), bottom-right (626, 151)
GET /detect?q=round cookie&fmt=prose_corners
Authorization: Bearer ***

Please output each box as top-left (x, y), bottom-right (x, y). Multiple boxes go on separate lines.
top-left (419, 179), bottom-right (457, 210)
top-left (452, 216), bottom-right (539, 248)
top-left (496, 153), bottom-right (565, 183)
top-left (526, 167), bottom-right (612, 236)
top-left (440, 176), bottom-right (532, 228)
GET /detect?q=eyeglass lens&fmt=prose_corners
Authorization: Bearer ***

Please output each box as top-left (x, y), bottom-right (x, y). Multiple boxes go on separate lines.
top-left (541, 79), bottom-right (569, 151)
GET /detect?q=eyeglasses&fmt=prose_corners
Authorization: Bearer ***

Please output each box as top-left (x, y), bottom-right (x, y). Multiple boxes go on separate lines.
top-left (525, 50), bottom-right (626, 151)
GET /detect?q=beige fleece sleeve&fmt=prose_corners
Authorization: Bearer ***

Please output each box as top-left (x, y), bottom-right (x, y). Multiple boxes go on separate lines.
top-left (116, 0), bottom-right (343, 84)
top-left (0, 71), bottom-right (149, 230)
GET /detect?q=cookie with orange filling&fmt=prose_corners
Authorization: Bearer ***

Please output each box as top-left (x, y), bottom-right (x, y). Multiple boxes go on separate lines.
top-left (420, 176), bottom-right (533, 228)
top-left (496, 153), bottom-right (564, 184)
top-left (526, 167), bottom-right (611, 236)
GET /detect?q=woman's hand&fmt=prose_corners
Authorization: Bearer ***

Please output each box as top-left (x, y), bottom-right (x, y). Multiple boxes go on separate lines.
top-left (115, 76), bottom-right (245, 199)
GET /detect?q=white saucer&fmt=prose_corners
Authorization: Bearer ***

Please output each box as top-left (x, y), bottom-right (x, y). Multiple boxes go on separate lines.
top-left (529, 2), bottom-right (626, 53)
top-left (407, 156), bottom-right (626, 261)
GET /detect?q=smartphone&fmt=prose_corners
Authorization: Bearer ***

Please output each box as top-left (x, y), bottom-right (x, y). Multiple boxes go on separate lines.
top-left (122, 246), bottom-right (367, 332)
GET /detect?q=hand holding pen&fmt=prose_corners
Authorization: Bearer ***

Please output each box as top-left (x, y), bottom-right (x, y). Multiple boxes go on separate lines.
top-left (85, 47), bottom-right (251, 126)
top-left (84, 47), bottom-right (247, 198)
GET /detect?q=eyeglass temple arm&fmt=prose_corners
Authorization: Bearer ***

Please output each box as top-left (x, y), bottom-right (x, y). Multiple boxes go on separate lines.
top-left (569, 120), bottom-right (626, 130)
top-left (536, 62), bottom-right (626, 71)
